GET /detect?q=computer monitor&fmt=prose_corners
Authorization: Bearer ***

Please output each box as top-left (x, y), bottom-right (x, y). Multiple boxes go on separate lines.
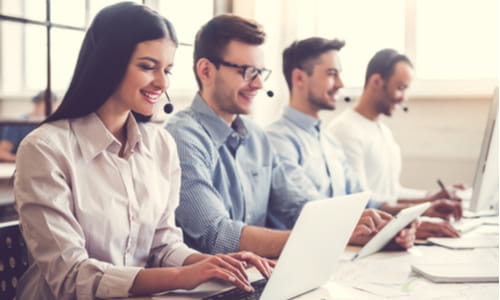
top-left (469, 87), bottom-right (499, 212)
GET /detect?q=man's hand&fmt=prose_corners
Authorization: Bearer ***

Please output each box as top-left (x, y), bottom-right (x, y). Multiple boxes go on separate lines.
top-left (428, 184), bottom-right (465, 202)
top-left (424, 199), bottom-right (463, 221)
top-left (392, 220), bottom-right (418, 249)
top-left (416, 220), bottom-right (460, 239)
top-left (349, 209), bottom-right (392, 245)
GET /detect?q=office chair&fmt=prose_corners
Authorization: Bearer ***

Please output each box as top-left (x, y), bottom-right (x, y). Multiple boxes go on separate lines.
top-left (0, 221), bottom-right (28, 300)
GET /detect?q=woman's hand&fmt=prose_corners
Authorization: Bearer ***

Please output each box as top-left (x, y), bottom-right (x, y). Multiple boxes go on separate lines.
top-left (180, 254), bottom-right (254, 292)
top-left (227, 251), bottom-right (275, 279)
top-left (180, 251), bottom-right (274, 292)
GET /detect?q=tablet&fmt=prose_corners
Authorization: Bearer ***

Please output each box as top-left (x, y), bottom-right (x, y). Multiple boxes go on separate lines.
top-left (352, 202), bottom-right (431, 260)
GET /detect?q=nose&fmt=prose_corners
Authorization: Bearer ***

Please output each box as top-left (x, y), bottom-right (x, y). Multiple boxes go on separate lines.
top-left (397, 91), bottom-right (407, 103)
top-left (249, 74), bottom-right (264, 90)
top-left (153, 71), bottom-right (169, 91)
top-left (335, 76), bottom-right (344, 89)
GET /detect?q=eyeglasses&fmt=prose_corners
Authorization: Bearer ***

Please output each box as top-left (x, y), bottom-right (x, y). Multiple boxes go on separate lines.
top-left (212, 59), bottom-right (271, 82)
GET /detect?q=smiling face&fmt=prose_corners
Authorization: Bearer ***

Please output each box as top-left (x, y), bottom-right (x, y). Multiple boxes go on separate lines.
top-left (375, 61), bottom-right (413, 116)
top-left (204, 40), bottom-right (265, 123)
top-left (107, 37), bottom-right (176, 117)
top-left (304, 50), bottom-right (344, 112)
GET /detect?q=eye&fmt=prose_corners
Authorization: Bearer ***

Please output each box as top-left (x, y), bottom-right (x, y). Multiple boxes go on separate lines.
top-left (138, 64), bottom-right (155, 71)
top-left (164, 69), bottom-right (173, 76)
top-left (328, 70), bottom-right (338, 77)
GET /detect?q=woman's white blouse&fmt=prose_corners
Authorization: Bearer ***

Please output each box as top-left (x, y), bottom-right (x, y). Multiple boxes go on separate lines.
top-left (14, 113), bottom-right (197, 300)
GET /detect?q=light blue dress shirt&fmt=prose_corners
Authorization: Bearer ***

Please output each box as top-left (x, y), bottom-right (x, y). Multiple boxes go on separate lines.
top-left (266, 106), bottom-right (364, 203)
top-left (166, 95), bottom-right (311, 254)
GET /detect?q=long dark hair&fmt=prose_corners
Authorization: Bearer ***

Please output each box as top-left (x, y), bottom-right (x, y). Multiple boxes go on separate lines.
top-left (44, 2), bottom-right (178, 124)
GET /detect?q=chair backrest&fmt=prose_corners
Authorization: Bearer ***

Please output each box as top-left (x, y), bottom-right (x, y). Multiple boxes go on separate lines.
top-left (0, 220), bottom-right (29, 300)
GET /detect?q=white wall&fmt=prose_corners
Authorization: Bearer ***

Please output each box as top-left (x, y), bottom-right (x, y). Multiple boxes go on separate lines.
top-left (319, 95), bottom-right (493, 191)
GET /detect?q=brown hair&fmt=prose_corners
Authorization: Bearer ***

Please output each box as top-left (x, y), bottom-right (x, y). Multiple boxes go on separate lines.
top-left (282, 37), bottom-right (345, 91)
top-left (193, 14), bottom-right (265, 89)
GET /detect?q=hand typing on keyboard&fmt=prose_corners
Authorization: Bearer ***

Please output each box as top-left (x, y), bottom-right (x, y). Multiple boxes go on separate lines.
top-left (178, 251), bottom-right (275, 293)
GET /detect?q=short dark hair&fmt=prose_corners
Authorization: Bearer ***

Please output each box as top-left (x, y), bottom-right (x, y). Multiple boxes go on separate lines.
top-left (45, 2), bottom-right (177, 124)
top-left (364, 48), bottom-right (413, 87)
top-left (282, 37), bottom-right (345, 91)
top-left (193, 14), bottom-right (266, 90)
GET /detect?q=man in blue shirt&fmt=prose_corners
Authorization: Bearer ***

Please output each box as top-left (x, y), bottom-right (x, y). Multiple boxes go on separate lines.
top-left (166, 16), bottom-right (414, 257)
top-left (267, 38), bottom-right (460, 239)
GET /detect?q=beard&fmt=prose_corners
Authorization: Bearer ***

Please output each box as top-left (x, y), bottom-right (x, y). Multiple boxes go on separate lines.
top-left (377, 84), bottom-right (397, 116)
top-left (308, 89), bottom-right (336, 111)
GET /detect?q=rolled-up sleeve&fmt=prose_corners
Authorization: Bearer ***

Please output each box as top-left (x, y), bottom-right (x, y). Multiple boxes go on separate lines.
top-left (15, 138), bottom-right (140, 299)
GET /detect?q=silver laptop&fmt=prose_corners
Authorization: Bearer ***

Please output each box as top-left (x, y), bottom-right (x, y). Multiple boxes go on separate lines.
top-left (201, 191), bottom-right (370, 300)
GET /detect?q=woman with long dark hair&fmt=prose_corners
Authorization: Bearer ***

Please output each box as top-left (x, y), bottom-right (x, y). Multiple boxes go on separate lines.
top-left (14, 2), bottom-right (273, 299)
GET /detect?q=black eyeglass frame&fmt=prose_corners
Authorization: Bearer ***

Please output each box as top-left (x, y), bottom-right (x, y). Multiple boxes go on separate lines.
top-left (210, 59), bottom-right (271, 82)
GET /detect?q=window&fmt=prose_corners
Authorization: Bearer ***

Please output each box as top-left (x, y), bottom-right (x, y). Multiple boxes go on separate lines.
top-left (156, 0), bottom-right (214, 91)
top-left (315, 0), bottom-right (405, 88)
top-left (0, 0), bottom-right (212, 118)
top-left (295, 0), bottom-right (498, 95)
top-left (415, 0), bottom-right (498, 80)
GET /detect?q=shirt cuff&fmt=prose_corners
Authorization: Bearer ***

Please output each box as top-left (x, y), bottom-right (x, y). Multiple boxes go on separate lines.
top-left (162, 243), bottom-right (199, 267)
top-left (211, 220), bottom-right (245, 254)
top-left (366, 199), bottom-right (385, 209)
top-left (95, 265), bottom-right (142, 299)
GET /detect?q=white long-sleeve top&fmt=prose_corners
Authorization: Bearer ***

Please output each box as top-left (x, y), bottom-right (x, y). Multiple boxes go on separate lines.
top-left (14, 112), bottom-right (197, 300)
top-left (328, 108), bottom-right (426, 207)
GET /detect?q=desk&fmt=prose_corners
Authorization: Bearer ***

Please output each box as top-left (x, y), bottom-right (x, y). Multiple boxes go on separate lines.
top-left (119, 223), bottom-right (498, 300)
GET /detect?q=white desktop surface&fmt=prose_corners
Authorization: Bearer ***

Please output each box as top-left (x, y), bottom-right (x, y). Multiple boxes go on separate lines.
top-left (118, 223), bottom-right (499, 300)
top-left (0, 162), bottom-right (15, 205)
top-left (0, 162), bottom-right (15, 179)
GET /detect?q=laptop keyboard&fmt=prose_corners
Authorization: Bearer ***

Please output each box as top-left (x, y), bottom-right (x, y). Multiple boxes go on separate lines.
top-left (202, 278), bottom-right (268, 300)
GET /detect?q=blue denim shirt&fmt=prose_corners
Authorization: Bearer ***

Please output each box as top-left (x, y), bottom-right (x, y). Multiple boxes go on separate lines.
top-left (266, 106), bottom-right (365, 203)
top-left (166, 95), bottom-right (310, 254)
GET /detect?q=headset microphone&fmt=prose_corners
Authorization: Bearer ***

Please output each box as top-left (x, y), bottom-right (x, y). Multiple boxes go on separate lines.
top-left (266, 90), bottom-right (274, 97)
top-left (344, 96), bottom-right (351, 102)
top-left (400, 103), bottom-right (409, 112)
top-left (163, 91), bottom-right (174, 114)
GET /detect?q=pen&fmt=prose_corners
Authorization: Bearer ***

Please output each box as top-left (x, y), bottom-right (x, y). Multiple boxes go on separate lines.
top-left (436, 179), bottom-right (451, 198)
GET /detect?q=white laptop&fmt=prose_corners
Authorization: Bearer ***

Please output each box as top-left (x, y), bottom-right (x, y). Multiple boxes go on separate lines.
top-left (199, 192), bottom-right (371, 300)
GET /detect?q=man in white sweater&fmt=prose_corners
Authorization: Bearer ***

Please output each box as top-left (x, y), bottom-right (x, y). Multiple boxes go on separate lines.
top-left (328, 49), bottom-right (462, 238)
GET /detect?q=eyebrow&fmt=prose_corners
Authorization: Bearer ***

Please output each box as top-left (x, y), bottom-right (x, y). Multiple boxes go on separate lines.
top-left (136, 56), bottom-right (173, 68)
top-left (327, 68), bottom-right (341, 73)
top-left (137, 57), bottom-right (158, 64)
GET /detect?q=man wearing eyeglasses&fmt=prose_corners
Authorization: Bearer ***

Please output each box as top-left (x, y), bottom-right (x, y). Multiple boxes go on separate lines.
top-left (166, 15), bottom-right (394, 257)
